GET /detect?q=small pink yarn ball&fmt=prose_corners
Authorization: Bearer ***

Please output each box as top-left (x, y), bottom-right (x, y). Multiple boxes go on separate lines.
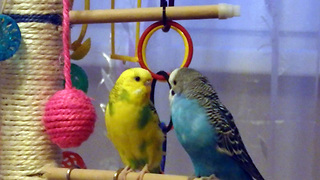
top-left (43, 88), bottom-right (96, 148)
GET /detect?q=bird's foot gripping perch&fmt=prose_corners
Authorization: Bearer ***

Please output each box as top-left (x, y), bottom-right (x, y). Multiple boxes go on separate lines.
top-left (137, 164), bottom-right (150, 180)
top-left (188, 174), bottom-right (219, 180)
top-left (114, 166), bottom-right (133, 180)
top-left (201, 174), bottom-right (220, 180)
top-left (114, 165), bottom-right (150, 180)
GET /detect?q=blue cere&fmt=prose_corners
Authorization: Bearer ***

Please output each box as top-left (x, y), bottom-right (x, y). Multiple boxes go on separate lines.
top-left (0, 14), bottom-right (21, 61)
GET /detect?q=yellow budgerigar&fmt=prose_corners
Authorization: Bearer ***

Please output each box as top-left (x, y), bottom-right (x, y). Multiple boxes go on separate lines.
top-left (105, 68), bottom-right (164, 180)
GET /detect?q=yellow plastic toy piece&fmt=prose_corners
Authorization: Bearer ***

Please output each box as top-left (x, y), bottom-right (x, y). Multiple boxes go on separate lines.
top-left (70, 0), bottom-right (91, 60)
top-left (70, 38), bottom-right (91, 60)
top-left (110, 0), bottom-right (141, 63)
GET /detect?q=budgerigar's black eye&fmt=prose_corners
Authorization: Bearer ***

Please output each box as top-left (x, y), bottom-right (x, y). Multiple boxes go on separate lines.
top-left (171, 90), bottom-right (175, 96)
top-left (173, 80), bottom-right (177, 85)
top-left (135, 76), bottom-right (140, 82)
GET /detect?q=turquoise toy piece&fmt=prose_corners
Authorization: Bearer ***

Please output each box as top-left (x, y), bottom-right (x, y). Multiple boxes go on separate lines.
top-left (0, 14), bottom-right (21, 61)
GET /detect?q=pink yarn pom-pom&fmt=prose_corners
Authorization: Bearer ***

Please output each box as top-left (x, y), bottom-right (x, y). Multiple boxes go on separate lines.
top-left (42, 0), bottom-right (96, 148)
top-left (43, 88), bottom-right (96, 148)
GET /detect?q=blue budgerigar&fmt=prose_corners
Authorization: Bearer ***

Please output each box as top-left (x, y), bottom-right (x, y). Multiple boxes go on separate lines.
top-left (168, 67), bottom-right (264, 180)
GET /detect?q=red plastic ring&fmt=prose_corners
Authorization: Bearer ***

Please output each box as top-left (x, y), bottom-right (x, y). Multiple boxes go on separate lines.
top-left (137, 21), bottom-right (193, 80)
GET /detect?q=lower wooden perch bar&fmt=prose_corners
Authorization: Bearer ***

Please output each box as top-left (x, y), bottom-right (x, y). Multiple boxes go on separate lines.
top-left (44, 167), bottom-right (204, 180)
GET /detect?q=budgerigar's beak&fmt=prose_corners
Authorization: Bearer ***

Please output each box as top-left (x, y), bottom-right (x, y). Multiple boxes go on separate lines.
top-left (144, 80), bottom-right (151, 87)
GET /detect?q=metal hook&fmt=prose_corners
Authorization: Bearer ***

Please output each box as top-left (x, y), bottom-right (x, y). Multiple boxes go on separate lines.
top-left (161, 0), bottom-right (170, 32)
top-left (66, 167), bottom-right (74, 180)
top-left (161, 0), bottom-right (175, 32)
top-left (168, 0), bottom-right (174, 6)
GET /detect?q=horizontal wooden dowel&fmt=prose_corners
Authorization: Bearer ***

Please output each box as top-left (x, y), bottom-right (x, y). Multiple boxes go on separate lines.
top-left (70, 4), bottom-right (240, 24)
top-left (43, 167), bottom-right (203, 180)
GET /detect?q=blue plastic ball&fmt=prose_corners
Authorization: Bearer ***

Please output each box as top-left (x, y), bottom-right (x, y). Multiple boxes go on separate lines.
top-left (0, 14), bottom-right (21, 61)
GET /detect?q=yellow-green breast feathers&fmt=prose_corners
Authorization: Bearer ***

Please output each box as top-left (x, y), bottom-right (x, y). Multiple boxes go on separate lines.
top-left (105, 68), bottom-right (164, 172)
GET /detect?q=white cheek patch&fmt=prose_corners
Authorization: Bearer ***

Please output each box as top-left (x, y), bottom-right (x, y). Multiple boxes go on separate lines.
top-left (169, 69), bottom-right (180, 105)
top-left (134, 88), bottom-right (143, 95)
top-left (169, 89), bottom-right (175, 105)
top-left (168, 68), bottom-right (179, 85)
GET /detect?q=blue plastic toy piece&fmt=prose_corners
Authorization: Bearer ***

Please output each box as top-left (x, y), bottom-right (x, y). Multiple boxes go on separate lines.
top-left (0, 14), bottom-right (21, 61)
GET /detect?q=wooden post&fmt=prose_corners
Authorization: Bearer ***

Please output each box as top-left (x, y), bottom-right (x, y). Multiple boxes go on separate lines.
top-left (0, 0), bottom-right (62, 179)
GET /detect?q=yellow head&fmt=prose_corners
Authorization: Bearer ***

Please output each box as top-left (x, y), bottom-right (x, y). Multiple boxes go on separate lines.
top-left (110, 68), bottom-right (152, 105)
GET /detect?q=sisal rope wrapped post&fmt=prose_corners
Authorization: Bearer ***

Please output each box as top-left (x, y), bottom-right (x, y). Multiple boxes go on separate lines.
top-left (0, 0), bottom-right (63, 179)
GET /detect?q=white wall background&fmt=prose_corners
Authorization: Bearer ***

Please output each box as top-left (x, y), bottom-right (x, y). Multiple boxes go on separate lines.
top-left (68, 1), bottom-right (320, 179)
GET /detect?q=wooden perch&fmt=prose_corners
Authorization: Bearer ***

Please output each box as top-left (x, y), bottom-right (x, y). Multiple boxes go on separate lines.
top-left (43, 167), bottom-right (205, 180)
top-left (70, 4), bottom-right (240, 24)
